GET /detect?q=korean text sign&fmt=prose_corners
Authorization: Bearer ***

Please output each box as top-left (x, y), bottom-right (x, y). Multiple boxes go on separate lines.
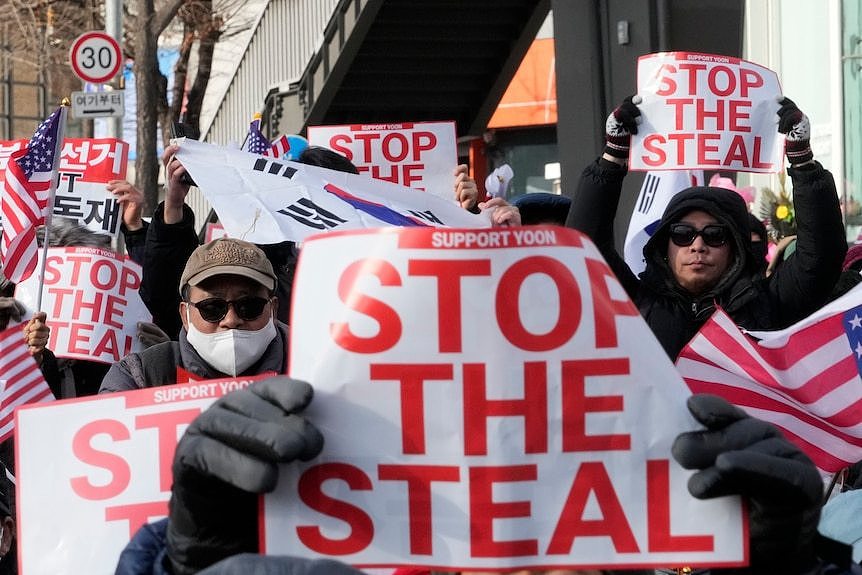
top-left (630, 52), bottom-right (783, 173)
top-left (307, 121), bottom-right (457, 199)
top-left (14, 247), bottom-right (151, 363)
top-left (263, 227), bottom-right (746, 571)
top-left (15, 375), bottom-right (266, 575)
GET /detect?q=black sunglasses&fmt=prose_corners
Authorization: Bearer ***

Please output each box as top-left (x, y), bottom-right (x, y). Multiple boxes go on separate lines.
top-left (187, 296), bottom-right (271, 323)
top-left (669, 223), bottom-right (729, 248)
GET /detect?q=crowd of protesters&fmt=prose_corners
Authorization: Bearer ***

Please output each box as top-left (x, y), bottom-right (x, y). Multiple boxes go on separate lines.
top-left (0, 90), bottom-right (859, 575)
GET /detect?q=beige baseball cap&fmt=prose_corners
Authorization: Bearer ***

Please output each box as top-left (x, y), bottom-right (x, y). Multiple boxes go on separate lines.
top-left (180, 238), bottom-right (276, 293)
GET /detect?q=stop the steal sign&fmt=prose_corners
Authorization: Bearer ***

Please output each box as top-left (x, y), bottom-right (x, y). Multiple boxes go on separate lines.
top-left (263, 227), bottom-right (747, 571)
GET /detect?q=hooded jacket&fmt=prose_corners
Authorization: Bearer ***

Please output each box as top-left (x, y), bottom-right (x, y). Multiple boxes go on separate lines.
top-left (567, 158), bottom-right (846, 359)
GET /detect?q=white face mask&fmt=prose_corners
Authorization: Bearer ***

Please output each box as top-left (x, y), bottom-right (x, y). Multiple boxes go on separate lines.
top-left (185, 308), bottom-right (278, 376)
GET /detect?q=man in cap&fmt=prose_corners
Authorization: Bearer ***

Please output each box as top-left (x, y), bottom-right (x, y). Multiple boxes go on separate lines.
top-left (100, 237), bottom-right (286, 392)
top-left (567, 96), bottom-right (846, 359)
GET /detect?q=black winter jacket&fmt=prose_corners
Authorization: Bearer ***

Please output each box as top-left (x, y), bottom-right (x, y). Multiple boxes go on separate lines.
top-left (566, 158), bottom-right (846, 359)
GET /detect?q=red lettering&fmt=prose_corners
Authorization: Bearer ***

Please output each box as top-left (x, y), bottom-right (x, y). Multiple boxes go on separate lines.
top-left (585, 258), bottom-right (638, 348)
top-left (381, 133), bottom-right (409, 162)
top-left (135, 409), bottom-right (202, 492)
top-left (561, 359), bottom-right (631, 452)
top-left (329, 134), bottom-right (354, 160)
top-left (728, 100), bottom-right (752, 132)
top-left (296, 463), bottom-right (374, 555)
top-left (70, 419), bottom-right (130, 500)
top-left (369, 363), bottom-right (453, 454)
top-left (678, 63), bottom-right (707, 95)
top-left (370, 164), bottom-right (400, 185)
top-left (707, 65), bottom-right (736, 96)
top-left (353, 132), bottom-right (381, 163)
top-left (724, 135), bottom-right (751, 168)
top-left (408, 259), bottom-right (491, 353)
top-left (496, 256), bottom-right (581, 351)
top-left (104, 295), bottom-right (126, 328)
top-left (695, 98), bottom-right (725, 130)
top-left (739, 68), bottom-right (763, 97)
top-left (547, 461), bottom-right (639, 553)
top-left (92, 330), bottom-right (120, 361)
top-left (648, 460), bottom-right (714, 551)
top-left (667, 133), bottom-right (695, 164)
top-left (463, 362), bottom-right (548, 455)
top-left (90, 259), bottom-right (119, 290)
top-left (696, 133), bottom-right (722, 166)
top-left (73, 289), bottom-right (103, 322)
top-left (751, 136), bottom-right (773, 170)
top-left (331, 259), bottom-right (402, 353)
top-left (469, 465), bottom-right (537, 557)
top-left (378, 464), bottom-right (460, 555)
top-left (69, 323), bottom-right (94, 354)
top-left (411, 131), bottom-right (436, 160)
top-left (43, 255), bottom-right (63, 284)
top-left (641, 134), bottom-right (667, 167)
top-left (47, 287), bottom-right (74, 317)
top-left (401, 163), bottom-right (423, 189)
top-left (665, 98), bottom-right (694, 130)
top-left (119, 266), bottom-right (140, 296)
top-left (105, 501), bottom-right (168, 538)
top-left (655, 64), bottom-right (678, 96)
top-left (66, 255), bottom-right (90, 284)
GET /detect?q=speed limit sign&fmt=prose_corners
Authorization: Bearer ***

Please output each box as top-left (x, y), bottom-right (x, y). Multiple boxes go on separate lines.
top-left (69, 32), bottom-right (122, 84)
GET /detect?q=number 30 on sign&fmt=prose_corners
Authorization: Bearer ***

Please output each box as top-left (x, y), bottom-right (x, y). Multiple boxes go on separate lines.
top-left (69, 32), bottom-right (122, 84)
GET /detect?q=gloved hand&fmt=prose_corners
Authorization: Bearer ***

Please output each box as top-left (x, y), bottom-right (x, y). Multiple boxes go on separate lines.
top-left (604, 95), bottom-right (642, 159)
top-left (136, 321), bottom-right (171, 349)
top-left (672, 394), bottom-right (823, 573)
top-left (198, 553), bottom-right (365, 574)
top-left (777, 96), bottom-right (813, 166)
top-left (166, 376), bottom-right (325, 575)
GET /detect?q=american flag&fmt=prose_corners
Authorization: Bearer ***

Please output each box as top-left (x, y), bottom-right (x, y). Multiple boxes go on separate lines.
top-left (0, 322), bottom-right (54, 444)
top-left (1, 106), bottom-right (66, 283)
top-left (242, 116), bottom-right (271, 156)
top-left (676, 287), bottom-right (862, 472)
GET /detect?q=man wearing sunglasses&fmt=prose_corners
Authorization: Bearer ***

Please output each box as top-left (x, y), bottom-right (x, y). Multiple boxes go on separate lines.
top-left (567, 95), bottom-right (846, 361)
top-left (100, 238), bottom-right (286, 392)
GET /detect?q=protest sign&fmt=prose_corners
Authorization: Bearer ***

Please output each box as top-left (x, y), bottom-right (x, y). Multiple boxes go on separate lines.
top-left (307, 121), bottom-right (457, 200)
top-left (174, 138), bottom-right (488, 246)
top-left (630, 52), bottom-right (783, 173)
top-left (16, 374), bottom-right (267, 575)
top-left (14, 247), bottom-right (150, 363)
top-left (262, 227), bottom-right (746, 571)
top-left (0, 138), bottom-right (128, 235)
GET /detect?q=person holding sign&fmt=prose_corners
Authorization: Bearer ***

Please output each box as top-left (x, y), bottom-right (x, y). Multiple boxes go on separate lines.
top-left (100, 238), bottom-right (286, 392)
top-left (566, 95), bottom-right (846, 359)
top-left (114, 378), bottom-right (851, 575)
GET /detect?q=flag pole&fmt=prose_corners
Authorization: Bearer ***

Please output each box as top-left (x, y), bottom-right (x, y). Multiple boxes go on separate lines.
top-left (34, 100), bottom-right (69, 313)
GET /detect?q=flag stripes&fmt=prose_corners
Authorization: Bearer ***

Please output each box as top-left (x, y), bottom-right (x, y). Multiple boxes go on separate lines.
top-left (677, 304), bottom-right (862, 472)
top-left (0, 324), bottom-right (54, 444)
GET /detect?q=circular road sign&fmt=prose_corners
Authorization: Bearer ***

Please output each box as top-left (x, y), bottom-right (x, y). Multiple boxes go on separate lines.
top-left (69, 32), bottom-right (122, 84)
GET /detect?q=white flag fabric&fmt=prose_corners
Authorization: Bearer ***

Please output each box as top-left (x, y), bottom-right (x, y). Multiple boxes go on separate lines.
top-left (174, 138), bottom-right (489, 245)
top-left (624, 170), bottom-right (703, 275)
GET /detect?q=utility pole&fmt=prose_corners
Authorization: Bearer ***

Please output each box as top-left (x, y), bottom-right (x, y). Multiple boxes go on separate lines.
top-left (105, 0), bottom-right (123, 138)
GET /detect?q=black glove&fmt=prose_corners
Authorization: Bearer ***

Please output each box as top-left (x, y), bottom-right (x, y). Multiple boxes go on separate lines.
top-left (672, 394), bottom-right (823, 574)
top-left (777, 97), bottom-right (813, 166)
top-left (166, 376), bottom-right (325, 575)
top-left (198, 553), bottom-right (365, 575)
top-left (604, 95), bottom-right (642, 159)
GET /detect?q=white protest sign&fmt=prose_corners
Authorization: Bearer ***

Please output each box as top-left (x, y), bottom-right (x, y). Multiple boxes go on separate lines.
top-left (263, 227), bottom-right (746, 571)
top-left (54, 179), bottom-right (122, 239)
top-left (14, 247), bottom-right (151, 363)
top-left (16, 375), bottom-right (267, 575)
top-left (175, 138), bottom-right (488, 246)
top-left (630, 52), bottom-right (783, 173)
top-left (307, 121), bottom-right (458, 200)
